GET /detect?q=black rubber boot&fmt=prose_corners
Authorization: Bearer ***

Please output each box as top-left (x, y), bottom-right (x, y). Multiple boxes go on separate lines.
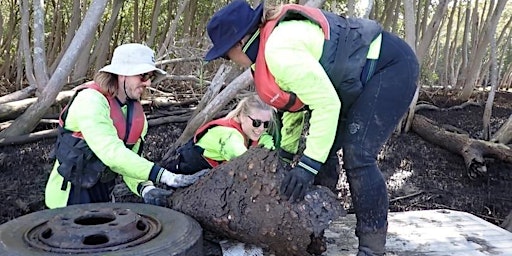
top-left (356, 224), bottom-right (387, 256)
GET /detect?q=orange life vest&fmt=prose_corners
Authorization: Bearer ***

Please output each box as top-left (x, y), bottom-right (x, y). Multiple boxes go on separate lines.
top-left (194, 118), bottom-right (259, 167)
top-left (254, 4), bottom-right (330, 112)
top-left (59, 81), bottom-right (145, 146)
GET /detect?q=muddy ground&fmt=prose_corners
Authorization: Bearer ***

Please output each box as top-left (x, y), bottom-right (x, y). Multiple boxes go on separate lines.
top-left (0, 91), bottom-right (511, 255)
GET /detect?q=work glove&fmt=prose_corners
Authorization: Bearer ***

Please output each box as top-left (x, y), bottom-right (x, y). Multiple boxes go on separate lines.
top-left (278, 149), bottom-right (294, 170)
top-left (141, 186), bottom-right (173, 207)
top-left (159, 168), bottom-right (208, 188)
top-left (280, 155), bottom-right (321, 202)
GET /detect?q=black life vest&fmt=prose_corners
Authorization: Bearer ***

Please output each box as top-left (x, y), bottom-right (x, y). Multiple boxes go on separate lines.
top-left (253, 4), bottom-right (382, 114)
top-left (54, 81), bottom-right (145, 190)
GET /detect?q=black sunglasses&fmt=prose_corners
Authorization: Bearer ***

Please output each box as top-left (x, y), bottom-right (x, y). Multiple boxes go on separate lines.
top-left (247, 116), bottom-right (270, 128)
top-left (139, 72), bottom-right (155, 82)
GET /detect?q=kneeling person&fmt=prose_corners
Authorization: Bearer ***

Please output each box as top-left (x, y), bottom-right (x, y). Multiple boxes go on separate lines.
top-left (166, 94), bottom-right (275, 174)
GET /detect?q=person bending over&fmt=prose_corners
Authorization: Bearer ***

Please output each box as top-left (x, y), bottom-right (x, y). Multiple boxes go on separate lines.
top-left (204, 1), bottom-right (419, 255)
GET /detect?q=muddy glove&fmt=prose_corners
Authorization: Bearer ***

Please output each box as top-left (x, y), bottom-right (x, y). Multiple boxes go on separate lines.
top-left (141, 186), bottom-right (173, 207)
top-left (159, 169), bottom-right (208, 188)
top-left (280, 156), bottom-right (321, 202)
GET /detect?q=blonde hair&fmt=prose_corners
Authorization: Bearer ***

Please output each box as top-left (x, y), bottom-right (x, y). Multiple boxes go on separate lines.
top-left (226, 94), bottom-right (274, 119)
top-left (93, 72), bottom-right (118, 96)
top-left (226, 94), bottom-right (277, 133)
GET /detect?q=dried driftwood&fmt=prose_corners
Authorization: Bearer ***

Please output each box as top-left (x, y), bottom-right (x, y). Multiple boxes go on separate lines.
top-left (411, 114), bottom-right (512, 179)
top-left (168, 148), bottom-right (345, 256)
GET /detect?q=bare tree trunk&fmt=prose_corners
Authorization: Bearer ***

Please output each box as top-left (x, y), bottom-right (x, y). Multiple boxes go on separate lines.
top-left (442, 0), bottom-right (458, 86)
top-left (415, 0), bottom-right (449, 61)
top-left (146, 0), bottom-right (162, 47)
top-left (32, 0), bottom-right (49, 94)
top-left (92, 0), bottom-right (124, 73)
top-left (402, 0), bottom-right (418, 133)
top-left (460, 0), bottom-right (508, 100)
top-left (448, 4), bottom-right (464, 87)
top-left (0, 2), bottom-right (19, 79)
top-left (382, 0), bottom-right (399, 31)
top-left (482, 33), bottom-right (498, 140)
top-left (19, 0), bottom-right (37, 90)
top-left (49, 0), bottom-right (82, 74)
top-left (0, 0), bottom-right (108, 139)
top-left (158, 0), bottom-right (191, 57)
top-left (456, 3), bottom-right (471, 90)
top-left (169, 148), bottom-right (345, 256)
top-left (346, 0), bottom-right (356, 17)
top-left (182, 0), bottom-right (198, 38)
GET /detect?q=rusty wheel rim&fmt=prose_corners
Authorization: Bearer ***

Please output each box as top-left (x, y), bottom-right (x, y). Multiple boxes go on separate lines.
top-left (23, 206), bottom-right (162, 253)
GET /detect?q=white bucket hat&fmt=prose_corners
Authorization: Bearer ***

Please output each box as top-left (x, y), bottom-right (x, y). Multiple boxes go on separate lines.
top-left (99, 43), bottom-right (166, 77)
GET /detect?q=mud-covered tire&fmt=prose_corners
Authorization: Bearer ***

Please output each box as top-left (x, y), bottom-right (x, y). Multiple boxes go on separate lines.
top-left (0, 203), bottom-right (203, 256)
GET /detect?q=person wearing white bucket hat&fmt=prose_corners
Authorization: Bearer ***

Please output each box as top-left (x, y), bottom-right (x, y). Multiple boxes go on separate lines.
top-left (45, 43), bottom-right (207, 209)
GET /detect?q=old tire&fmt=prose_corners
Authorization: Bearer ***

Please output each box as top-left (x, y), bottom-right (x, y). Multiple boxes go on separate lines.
top-left (0, 203), bottom-right (202, 256)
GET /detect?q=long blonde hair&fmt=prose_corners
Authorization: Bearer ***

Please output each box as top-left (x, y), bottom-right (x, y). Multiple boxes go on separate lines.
top-left (93, 72), bottom-right (118, 96)
top-left (226, 94), bottom-right (273, 119)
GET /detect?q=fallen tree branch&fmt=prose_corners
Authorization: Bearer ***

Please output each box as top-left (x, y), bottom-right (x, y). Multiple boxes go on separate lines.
top-left (415, 101), bottom-right (482, 112)
top-left (0, 90), bottom-right (74, 121)
top-left (0, 112), bottom-right (190, 147)
top-left (390, 190), bottom-right (424, 203)
top-left (411, 114), bottom-right (512, 179)
top-left (0, 84), bottom-right (36, 104)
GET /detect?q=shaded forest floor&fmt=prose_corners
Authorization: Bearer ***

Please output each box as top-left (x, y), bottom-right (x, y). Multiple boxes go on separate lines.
top-left (0, 90), bottom-right (511, 245)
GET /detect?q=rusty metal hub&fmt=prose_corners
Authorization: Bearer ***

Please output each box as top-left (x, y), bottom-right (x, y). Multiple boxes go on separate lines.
top-left (23, 206), bottom-right (162, 253)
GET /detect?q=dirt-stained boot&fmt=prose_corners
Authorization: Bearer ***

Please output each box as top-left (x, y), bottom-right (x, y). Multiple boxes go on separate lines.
top-left (356, 224), bottom-right (387, 256)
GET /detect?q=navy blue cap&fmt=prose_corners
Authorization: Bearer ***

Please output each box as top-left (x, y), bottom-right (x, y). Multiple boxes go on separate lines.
top-left (205, 0), bottom-right (264, 61)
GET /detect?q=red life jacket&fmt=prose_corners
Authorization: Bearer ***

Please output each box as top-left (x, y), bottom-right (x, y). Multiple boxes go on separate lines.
top-left (254, 4), bottom-right (330, 112)
top-left (59, 81), bottom-right (145, 146)
top-left (194, 118), bottom-right (259, 167)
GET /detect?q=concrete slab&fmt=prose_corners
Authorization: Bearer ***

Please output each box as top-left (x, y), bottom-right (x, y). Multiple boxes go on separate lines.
top-left (323, 209), bottom-right (512, 256)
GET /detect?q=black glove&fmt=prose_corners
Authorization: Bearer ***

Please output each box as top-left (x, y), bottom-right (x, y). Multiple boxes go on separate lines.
top-left (280, 156), bottom-right (321, 202)
top-left (141, 186), bottom-right (174, 207)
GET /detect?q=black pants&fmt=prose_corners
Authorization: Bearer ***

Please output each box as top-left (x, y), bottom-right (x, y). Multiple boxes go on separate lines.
top-left (165, 140), bottom-right (213, 175)
top-left (67, 180), bottom-right (115, 205)
top-left (325, 31), bottom-right (419, 234)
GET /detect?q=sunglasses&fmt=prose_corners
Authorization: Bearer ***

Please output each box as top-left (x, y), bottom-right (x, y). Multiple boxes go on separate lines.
top-left (247, 116), bottom-right (270, 128)
top-left (139, 72), bottom-right (155, 82)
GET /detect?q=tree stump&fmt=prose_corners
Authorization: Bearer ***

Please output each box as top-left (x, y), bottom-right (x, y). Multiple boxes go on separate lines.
top-left (168, 148), bottom-right (345, 256)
